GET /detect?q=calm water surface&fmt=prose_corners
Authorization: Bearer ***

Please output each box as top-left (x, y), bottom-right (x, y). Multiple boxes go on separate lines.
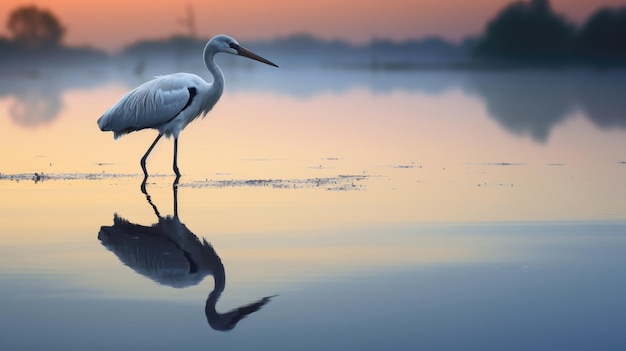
top-left (1, 66), bottom-right (625, 350)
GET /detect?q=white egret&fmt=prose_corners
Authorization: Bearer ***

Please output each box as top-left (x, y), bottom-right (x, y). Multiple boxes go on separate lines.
top-left (97, 34), bottom-right (278, 186)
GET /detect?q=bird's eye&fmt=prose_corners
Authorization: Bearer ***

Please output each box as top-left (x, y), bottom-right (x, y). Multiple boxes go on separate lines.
top-left (229, 43), bottom-right (238, 49)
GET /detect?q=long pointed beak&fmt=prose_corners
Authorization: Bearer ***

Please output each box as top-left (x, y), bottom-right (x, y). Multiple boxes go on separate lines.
top-left (233, 44), bottom-right (278, 67)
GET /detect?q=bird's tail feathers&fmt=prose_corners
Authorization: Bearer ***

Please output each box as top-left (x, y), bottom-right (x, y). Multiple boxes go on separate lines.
top-left (97, 115), bottom-right (111, 131)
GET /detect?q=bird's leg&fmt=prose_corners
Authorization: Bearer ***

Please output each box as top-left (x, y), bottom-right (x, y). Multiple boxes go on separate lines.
top-left (173, 137), bottom-right (181, 182)
top-left (171, 139), bottom-right (180, 211)
top-left (141, 178), bottom-right (148, 195)
top-left (172, 179), bottom-right (179, 218)
top-left (140, 133), bottom-right (163, 193)
top-left (141, 133), bottom-right (164, 175)
top-left (143, 188), bottom-right (161, 219)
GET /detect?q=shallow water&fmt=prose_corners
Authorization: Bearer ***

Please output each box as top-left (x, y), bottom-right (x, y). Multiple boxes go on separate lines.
top-left (1, 66), bottom-right (625, 350)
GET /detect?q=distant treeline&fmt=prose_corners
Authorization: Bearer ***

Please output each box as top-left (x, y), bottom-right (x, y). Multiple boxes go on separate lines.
top-left (474, 0), bottom-right (626, 64)
top-left (119, 33), bottom-right (474, 66)
top-left (1, 0), bottom-right (626, 68)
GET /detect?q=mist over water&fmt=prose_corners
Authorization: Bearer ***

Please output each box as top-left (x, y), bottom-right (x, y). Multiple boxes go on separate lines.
top-left (3, 60), bottom-right (626, 144)
top-left (1, 60), bottom-right (625, 350)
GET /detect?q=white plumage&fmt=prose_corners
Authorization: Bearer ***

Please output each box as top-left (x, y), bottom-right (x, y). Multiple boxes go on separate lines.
top-left (98, 73), bottom-right (215, 139)
top-left (98, 34), bottom-right (278, 185)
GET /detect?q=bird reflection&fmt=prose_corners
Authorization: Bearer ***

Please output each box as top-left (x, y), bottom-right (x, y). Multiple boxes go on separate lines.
top-left (98, 185), bottom-right (275, 331)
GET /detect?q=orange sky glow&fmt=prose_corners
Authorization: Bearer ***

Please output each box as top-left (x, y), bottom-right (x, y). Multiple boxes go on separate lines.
top-left (1, 0), bottom-right (626, 52)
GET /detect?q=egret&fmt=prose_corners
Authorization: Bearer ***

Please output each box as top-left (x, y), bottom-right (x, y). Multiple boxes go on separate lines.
top-left (98, 185), bottom-right (276, 331)
top-left (97, 34), bottom-right (278, 187)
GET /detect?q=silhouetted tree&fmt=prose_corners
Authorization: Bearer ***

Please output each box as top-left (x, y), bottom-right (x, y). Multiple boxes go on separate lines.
top-left (474, 0), bottom-right (575, 61)
top-left (6, 5), bottom-right (65, 48)
top-left (576, 7), bottom-right (626, 61)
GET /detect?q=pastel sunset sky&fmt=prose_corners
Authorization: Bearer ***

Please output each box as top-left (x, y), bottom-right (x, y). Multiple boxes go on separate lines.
top-left (1, 0), bottom-right (625, 52)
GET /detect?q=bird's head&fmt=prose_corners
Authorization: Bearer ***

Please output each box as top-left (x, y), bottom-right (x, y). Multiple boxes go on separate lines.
top-left (208, 34), bottom-right (278, 67)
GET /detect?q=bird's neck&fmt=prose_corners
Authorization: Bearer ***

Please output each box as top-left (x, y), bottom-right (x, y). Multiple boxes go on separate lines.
top-left (205, 270), bottom-right (226, 316)
top-left (203, 46), bottom-right (225, 94)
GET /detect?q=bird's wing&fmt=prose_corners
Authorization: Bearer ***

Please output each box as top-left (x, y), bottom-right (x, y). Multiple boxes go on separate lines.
top-left (98, 215), bottom-right (202, 288)
top-left (99, 74), bottom-right (196, 136)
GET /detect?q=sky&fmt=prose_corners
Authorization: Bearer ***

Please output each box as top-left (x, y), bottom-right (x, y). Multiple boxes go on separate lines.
top-left (1, 0), bottom-right (626, 52)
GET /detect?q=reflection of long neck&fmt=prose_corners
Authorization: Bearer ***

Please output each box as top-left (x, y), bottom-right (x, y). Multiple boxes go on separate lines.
top-left (205, 261), bottom-right (226, 318)
top-left (204, 253), bottom-right (275, 332)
